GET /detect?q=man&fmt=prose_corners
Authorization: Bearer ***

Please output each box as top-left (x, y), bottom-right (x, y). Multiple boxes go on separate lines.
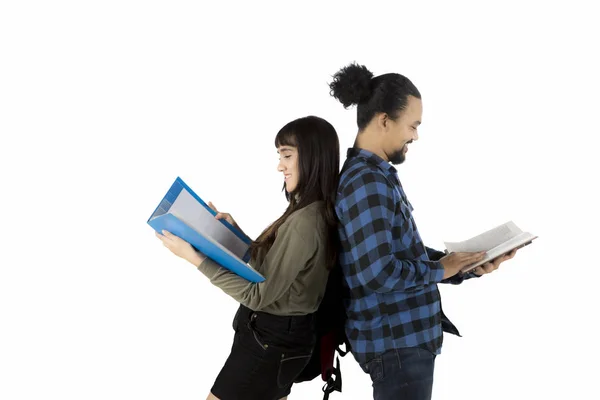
top-left (329, 62), bottom-right (518, 399)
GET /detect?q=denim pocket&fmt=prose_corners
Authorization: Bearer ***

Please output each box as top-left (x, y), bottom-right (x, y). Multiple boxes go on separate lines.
top-left (366, 357), bottom-right (384, 384)
top-left (277, 351), bottom-right (313, 388)
top-left (247, 315), bottom-right (269, 350)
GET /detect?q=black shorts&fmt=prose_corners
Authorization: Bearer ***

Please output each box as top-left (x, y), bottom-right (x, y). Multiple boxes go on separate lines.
top-left (211, 305), bottom-right (316, 400)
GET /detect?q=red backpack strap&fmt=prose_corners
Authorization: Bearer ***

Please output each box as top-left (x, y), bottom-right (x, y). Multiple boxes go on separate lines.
top-left (320, 331), bottom-right (336, 380)
top-left (322, 357), bottom-right (342, 399)
top-left (320, 331), bottom-right (345, 399)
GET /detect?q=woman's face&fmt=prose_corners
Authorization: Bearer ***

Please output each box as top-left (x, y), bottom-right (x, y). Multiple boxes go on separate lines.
top-left (277, 145), bottom-right (299, 193)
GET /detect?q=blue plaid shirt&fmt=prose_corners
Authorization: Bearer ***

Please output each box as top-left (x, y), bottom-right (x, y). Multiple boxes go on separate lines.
top-left (335, 148), bottom-right (475, 366)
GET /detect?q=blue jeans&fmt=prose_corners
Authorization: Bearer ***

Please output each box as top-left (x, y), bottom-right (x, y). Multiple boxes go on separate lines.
top-left (362, 347), bottom-right (436, 400)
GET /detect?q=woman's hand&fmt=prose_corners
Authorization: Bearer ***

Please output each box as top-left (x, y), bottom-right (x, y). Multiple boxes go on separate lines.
top-left (208, 201), bottom-right (239, 228)
top-left (155, 230), bottom-right (206, 267)
top-left (208, 202), bottom-right (252, 242)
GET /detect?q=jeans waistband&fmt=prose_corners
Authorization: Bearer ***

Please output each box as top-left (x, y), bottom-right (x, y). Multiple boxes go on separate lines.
top-left (236, 304), bottom-right (315, 333)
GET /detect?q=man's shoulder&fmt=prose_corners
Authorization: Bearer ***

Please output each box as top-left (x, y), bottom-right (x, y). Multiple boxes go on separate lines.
top-left (339, 161), bottom-right (394, 193)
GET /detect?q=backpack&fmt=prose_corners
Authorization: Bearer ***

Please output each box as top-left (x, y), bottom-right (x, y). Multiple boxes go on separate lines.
top-left (294, 263), bottom-right (351, 399)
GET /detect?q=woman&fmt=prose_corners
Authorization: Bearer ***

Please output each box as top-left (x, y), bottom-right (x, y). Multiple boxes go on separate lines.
top-left (156, 115), bottom-right (340, 400)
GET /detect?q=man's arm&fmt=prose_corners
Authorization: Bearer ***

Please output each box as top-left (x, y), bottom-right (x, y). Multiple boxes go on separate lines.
top-left (336, 170), bottom-right (445, 293)
top-left (425, 246), bottom-right (480, 284)
top-left (425, 247), bottom-right (446, 262)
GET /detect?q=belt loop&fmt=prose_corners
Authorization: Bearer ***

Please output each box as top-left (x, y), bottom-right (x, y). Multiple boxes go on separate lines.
top-left (395, 348), bottom-right (402, 369)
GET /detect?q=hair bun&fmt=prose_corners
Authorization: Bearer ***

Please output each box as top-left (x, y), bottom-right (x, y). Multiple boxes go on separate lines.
top-left (329, 63), bottom-right (374, 108)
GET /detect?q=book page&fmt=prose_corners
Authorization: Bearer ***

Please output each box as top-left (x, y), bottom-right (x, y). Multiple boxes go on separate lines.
top-left (444, 221), bottom-right (523, 253)
top-left (485, 232), bottom-right (537, 260)
top-left (460, 233), bottom-right (536, 273)
top-left (191, 222), bottom-right (262, 275)
top-left (455, 226), bottom-right (537, 273)
top-left (167, 189), bottom-right (249, 259)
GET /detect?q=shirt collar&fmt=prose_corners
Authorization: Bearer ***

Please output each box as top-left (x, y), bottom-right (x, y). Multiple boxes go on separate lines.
top-left (346, 147), bottom-right (398, 178)
top-left (346, 147), bottom-right (412, 209)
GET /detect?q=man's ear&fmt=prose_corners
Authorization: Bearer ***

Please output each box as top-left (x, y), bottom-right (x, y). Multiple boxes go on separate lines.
top-left (377, 113), bottom-right (390, 131)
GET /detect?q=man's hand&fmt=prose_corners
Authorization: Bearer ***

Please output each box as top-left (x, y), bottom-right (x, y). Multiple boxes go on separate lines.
top-left (471, 248), bottom-right (518, 276)
top-left (440, 252), bottom-right (487, 279)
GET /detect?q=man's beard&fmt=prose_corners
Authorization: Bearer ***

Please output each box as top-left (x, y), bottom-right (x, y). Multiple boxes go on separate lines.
top-left (389, 144), bottom-right (408, 165)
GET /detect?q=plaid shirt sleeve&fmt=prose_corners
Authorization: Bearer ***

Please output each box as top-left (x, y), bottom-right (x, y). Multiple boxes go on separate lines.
top-left (425, 247), bottom-right (446, 261)
top-left (337, 169), bottom-right (445, 293)
top-left (425, 246), bottom-right (480, 284)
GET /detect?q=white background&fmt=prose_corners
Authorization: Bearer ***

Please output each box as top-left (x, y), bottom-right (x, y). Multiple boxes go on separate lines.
top-left (1, 1), bottom-right (599, 399)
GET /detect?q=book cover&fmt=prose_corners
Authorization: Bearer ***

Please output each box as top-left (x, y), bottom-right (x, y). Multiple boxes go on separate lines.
top-left (444, 221), bottom-right (537, 274)
top-left (148, 177), bottom-right (265, 283)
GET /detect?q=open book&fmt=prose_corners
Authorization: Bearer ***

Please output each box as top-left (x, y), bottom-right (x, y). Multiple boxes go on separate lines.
top-left (147, 177), bottom-right (265, 282)
top-left (444, 221), bottom-right (537, 274)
